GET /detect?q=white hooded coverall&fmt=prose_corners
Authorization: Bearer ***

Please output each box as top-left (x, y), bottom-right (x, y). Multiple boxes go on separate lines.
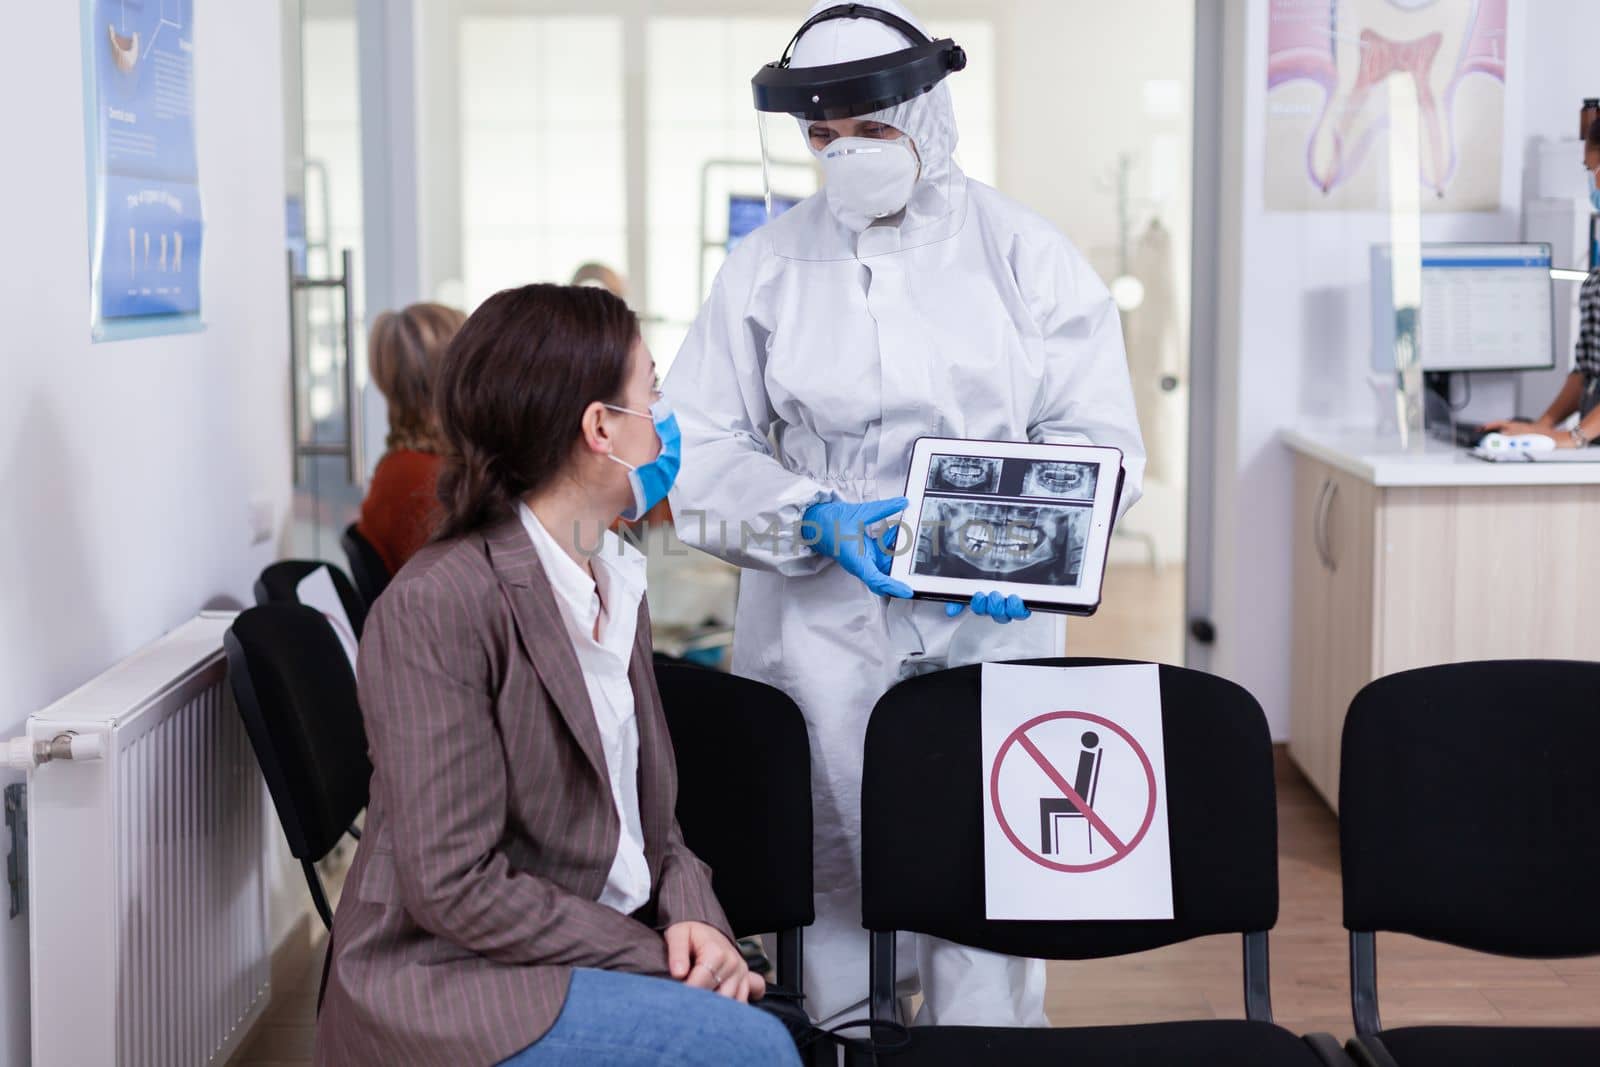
top-left (664, 0), bottom-right (1147, 1029)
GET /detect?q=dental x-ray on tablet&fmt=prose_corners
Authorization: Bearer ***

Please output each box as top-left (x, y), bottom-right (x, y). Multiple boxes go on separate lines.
top-left (889, 438), bottom-right (1125, 615)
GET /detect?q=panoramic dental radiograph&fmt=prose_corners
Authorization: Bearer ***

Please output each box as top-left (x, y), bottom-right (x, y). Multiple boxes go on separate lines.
top-left (913, 498), bottom-right (1087, 585)
top-left (927, 454), bottom-right (1002, 494)
top-left (1020, 461), bottom-right (1098, 501)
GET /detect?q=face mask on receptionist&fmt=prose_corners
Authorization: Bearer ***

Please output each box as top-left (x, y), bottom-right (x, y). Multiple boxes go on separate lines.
top-left (816, 134), bottom-right (921, 222)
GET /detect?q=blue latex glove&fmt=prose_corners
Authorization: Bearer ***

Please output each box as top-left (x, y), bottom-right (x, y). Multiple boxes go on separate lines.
top-left (802, 497), bottom-right (913, 599)
top-left (946, 591), bottom-right (1032, 624)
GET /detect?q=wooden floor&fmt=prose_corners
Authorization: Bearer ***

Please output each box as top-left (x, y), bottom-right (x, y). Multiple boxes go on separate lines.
top-left (1066, 561), bottom-right (1188, 665)
top-left (232, 565), bottom-right (1600, 1063)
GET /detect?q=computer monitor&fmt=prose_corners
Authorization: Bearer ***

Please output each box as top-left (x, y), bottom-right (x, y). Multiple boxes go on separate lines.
top-left (727, 193), bottom-right (801, 252)
top-left (1370, 242), bottom-right (1556, 373)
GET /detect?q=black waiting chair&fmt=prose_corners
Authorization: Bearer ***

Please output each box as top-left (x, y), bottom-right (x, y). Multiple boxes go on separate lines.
top-left (855, 657), bottom-right (1352, 1066)
top-left (654, 662), bottom-right (820, 1058)
top-left (341, 522), bottom-right (392, 608)
top-left (1340, 661), bottom-right (1600, 1067)
top-left (254, 559), bottom-right (368, 639)
top-left (225, 604), bottom-right (371, 932)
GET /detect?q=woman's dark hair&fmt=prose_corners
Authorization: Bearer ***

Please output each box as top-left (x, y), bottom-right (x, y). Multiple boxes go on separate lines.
top-left (432, 283), bottom-right (639, 541)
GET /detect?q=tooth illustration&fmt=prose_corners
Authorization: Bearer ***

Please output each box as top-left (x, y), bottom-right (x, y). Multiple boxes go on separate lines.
top-left (160, 233), bottom-right (168, 272)
top-left (1311, 29), bottom-right (1447, 196)
top-left (173, 232), bottom-right (183, 273)
top-left (129, 227), bottom-right (137, 278)
top-left (108, 25), bottom-right (139, 73)
top-left (1268, 0), bottom-right (1506, 200)
top-left (144, 232), bottom-right (150, 269)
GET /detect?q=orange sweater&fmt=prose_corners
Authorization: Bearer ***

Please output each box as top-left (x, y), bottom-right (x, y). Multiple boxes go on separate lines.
top-left (357, 449), bottom-right (443, 575)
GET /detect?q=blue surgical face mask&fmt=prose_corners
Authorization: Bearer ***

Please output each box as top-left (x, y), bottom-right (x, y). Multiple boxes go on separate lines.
top-left (1584, 166), bottom-right (1600, 213)
top-left (603, 398), bottom-right (681, 521)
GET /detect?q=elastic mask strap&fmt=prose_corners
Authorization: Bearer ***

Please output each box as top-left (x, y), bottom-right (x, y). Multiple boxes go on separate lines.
top-left (602, 403), bottom-right (648, 470)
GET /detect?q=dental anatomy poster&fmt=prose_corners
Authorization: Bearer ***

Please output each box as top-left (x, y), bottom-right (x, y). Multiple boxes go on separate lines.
top-left (1265, 0), bottom-right (1508, 212)
top-left (83, 0), bottom-right (203, 339)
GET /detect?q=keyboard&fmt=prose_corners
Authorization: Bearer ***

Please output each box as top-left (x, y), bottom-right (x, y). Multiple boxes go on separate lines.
top-left (1428, 422), bottom-right (1487, 448)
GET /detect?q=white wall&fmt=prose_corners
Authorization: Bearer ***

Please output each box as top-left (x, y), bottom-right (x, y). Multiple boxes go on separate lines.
top-left (1205, 0), bottom-right (1591, 738)
top-left (998, 0), bottom-right (1194, 564)
top-left (0, 3), bottom-right (295, 1063)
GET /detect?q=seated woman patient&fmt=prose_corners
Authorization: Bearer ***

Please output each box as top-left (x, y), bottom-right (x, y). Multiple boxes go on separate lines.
top-left (315, 284), bottom-right (799, 1067)
top-left (357, 301), bottom-right (466, 574)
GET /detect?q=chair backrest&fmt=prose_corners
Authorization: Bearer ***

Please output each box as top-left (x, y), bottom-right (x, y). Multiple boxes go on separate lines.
top-left (860, 657), bottom-right (1279, 960)
top-left (653, 662), bottom-right (814, 937)
top-left (254, 559), bottom-right (368, 638)
top-left (341, 523), bottom-right (392, 608)
top-left (1341, 660), bottom-right (1600, 957)
top-left (224, 604), bottom-right (371, 864)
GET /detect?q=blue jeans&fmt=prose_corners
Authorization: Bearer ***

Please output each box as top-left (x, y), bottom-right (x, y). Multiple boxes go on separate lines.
top-left (498, 968), bottom-right (801, 1066)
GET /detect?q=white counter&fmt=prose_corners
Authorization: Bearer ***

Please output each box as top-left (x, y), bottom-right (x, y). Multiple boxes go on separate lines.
top-left (1281, 427), bottom-right (1600, 487)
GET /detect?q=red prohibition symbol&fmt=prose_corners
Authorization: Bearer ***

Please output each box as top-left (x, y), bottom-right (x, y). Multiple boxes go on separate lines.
top-left (989, 710), bottom-right (1158, 874)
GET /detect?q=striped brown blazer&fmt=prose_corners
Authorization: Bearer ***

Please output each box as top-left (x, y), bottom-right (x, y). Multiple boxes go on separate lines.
top-left (314, 516), bottom-right (732, 1066)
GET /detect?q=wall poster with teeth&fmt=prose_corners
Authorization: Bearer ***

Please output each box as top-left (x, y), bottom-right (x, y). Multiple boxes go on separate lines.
top-left (82, 0), bottom-right (203, 340)
top-left (891, 439), bottom-right (1127, 616)
top-left (1264, 0), bottom-right (1510, 213)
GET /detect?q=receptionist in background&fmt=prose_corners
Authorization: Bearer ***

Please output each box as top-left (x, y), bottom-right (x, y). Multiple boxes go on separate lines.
top-left (1484, 125), bottom-right (1600, 448)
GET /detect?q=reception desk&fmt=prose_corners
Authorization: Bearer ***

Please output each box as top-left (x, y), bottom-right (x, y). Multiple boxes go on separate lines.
top-left (1283, 428), bottom-right (1600, 810)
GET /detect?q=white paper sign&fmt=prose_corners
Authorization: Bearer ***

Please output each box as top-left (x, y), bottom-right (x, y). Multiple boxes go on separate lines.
top-left (981, 662), bottom-right (1173, 920)
top-left (296, 566), bottom-right (359, 671)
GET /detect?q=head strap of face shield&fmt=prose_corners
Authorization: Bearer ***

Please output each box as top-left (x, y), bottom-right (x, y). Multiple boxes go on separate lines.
top-left (751, 3), bottom-right (967, 120)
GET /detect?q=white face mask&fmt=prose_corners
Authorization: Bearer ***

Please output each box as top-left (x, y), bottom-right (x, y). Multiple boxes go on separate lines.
top-left (817, 136), bottom-right (920, 226)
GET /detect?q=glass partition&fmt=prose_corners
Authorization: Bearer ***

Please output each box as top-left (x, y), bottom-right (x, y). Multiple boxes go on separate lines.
top-left (409, 0), bottom-right (1196, 667)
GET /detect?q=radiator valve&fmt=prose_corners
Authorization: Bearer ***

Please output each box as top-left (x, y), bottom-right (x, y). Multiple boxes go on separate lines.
top-left (3, 732), bottom-right (106, 771)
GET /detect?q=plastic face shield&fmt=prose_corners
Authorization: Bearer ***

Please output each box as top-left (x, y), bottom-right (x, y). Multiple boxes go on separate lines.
top-left (751, 4), bottom-right (967, 259)
top-left (751, 4), bottom-right (966, 121)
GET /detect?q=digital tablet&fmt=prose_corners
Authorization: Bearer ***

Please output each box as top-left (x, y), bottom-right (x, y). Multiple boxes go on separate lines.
top-left (887, 438), bottom-right (1126, 616)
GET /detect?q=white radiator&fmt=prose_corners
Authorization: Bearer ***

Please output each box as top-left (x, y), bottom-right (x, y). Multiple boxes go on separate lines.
top-left (22, 612), bottom-right (270, 1066)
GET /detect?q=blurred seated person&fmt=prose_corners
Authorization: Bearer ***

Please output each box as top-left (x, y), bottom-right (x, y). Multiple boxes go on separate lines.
top-left (356, 302), bottom-right (466, 573)
top-left (1484, 124), bottom-right (1600, 448)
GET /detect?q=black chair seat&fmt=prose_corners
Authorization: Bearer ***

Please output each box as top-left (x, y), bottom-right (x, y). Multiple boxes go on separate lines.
top-left (1363, 1025), bottom-right (1600, 1067)
top-left (881, 1020), bottom-right (1330, 1066)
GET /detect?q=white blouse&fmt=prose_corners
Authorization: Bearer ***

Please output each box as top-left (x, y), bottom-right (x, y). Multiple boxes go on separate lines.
top-left (518, 503), bottom-right (652, 915)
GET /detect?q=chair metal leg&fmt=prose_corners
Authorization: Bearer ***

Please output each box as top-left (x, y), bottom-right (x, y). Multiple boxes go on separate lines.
top-left (1350, 931), bottom-right (1382, 1037)
top-left (303, 857), bottom-right (334, 930)
top-left (1243, 930), bottom-right (1273, 1023)
top-left (868, 930), bottom-right (900, 1029)
top-left (1303, 1032), bottom-right (1354, 1066)
top-left (774, 928), bottom-right (803, 995)
top-left (1347, 1034), bottom-right (1400, 1067)
top-left (839, 929), bottom-right (901, 1066)
top-left (316, 935), bottom-right (333, 1016)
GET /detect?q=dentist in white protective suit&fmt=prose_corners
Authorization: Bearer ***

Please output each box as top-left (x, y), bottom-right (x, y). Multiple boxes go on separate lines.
top-left (664, 0), bottom-right (1145, 1030)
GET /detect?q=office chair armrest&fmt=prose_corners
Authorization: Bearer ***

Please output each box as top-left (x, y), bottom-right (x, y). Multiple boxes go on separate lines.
top-left (1346, 1035), bottom-right (1400, 1067)
top-left (1303, 1032), bottom-right (1357, 1066)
